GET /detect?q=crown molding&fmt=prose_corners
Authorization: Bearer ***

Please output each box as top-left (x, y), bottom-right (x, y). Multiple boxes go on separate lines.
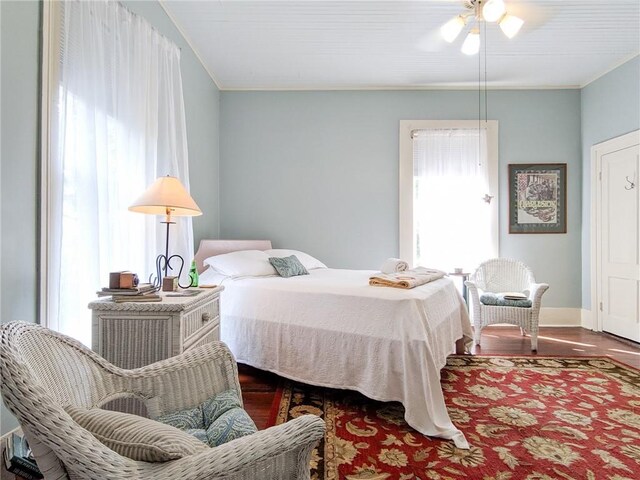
top-left (220, 84), bottom-right (581, 92)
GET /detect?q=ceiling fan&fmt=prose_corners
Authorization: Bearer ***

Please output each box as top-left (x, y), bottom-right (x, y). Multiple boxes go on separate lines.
top-left (441, 0), bottom-right (524, 55)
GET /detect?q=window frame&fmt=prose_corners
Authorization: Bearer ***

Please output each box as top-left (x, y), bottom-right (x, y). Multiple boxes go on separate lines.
top-left (40, 0), bottom-right (61, 329)
top-left (398, 120), bottom-right (500, 266)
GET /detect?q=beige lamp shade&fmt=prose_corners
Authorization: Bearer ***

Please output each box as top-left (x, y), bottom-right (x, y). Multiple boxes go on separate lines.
top-left (129, 176), bottom-right (202, 217)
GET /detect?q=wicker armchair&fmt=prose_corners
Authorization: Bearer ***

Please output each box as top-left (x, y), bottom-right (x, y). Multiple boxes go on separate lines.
top-left (465, 258), bottom-right (549, 351)
top-left (0, 322), bottom-right (325, 480)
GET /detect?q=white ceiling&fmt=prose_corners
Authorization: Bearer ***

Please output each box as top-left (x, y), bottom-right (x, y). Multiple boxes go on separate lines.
top-left (161, 0), bottom-right (640, 90)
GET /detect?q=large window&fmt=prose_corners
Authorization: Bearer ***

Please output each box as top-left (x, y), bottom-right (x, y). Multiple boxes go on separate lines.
top-left (399, 120), bottom-right (499, 272)
top-left (42, 0), bottom-right (194, 345)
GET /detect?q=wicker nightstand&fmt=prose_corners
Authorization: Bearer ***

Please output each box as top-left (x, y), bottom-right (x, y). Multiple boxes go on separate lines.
top-left (89, 287), bottom-right (223, 370)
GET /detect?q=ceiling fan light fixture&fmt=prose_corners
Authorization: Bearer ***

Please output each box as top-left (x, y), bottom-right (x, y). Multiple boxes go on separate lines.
top-left (461, 29), bottom-right (480, 55)
top-left (441, 15), bottom-right (466, 42)
top-left (499, 14), bottom-right (524, 38)
top-left (482, 0), bottom-right (506, 22)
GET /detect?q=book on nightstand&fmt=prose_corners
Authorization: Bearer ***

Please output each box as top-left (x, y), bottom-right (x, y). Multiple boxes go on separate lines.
top-left (112, 293), bottom-right (162, 303)
top-left (96, 283), bottom-right (157, 296)
top-left (95, 283), bottom-right (162, 302)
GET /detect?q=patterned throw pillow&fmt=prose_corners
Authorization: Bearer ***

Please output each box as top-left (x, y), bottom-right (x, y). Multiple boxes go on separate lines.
top-left (480, 292), bottom-right (533, 308)
top-left (157, 390), bottom-right (258, 447)
top-left (268, 255), bottom-right (309, 278)
top-left (65, 406), bottom-right (208, 462)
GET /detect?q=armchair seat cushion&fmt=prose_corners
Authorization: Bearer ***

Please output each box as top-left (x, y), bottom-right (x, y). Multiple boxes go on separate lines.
top-left (205, 407), bottom-right (259, 446)
top-left (66, 406), bottom-right (208, 462)
top-left (157, 390), bottom-right (258, 447)
top-left (480, 292), bottom-right (532, 308)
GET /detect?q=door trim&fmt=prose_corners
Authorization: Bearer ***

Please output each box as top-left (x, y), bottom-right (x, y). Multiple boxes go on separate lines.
top-left (590, 129), bottom-right (640, 332)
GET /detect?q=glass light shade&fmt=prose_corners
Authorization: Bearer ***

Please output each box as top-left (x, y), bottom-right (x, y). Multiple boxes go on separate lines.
top-left (482, 0), bottom-right (506, 22)
top-left (499, 14), bottom-right (524, 38)
top-left (440, 16), bottom-right (465, 43)
top-left (129, 176), bottom-right (202, 217)
top-left (461, 30), bottom-right (480, 55)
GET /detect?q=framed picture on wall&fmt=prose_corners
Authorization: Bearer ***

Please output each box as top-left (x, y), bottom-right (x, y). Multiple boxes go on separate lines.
top-left (508, 163), bottom-right (567, 234)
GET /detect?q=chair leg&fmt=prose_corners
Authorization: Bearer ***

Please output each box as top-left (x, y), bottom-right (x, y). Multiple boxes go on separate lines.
top-left (530, 332), bottom-right (538, 351)
top-left (474, 326), bottom-right (482, 346)
top-left (519, 327), bottom-right (526, 336)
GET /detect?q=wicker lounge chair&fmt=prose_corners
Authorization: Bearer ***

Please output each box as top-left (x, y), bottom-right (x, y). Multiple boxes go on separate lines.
top-left (0, 321), bottom-right (324, 479)
top-left (465, 258), bottom-right (549, 351)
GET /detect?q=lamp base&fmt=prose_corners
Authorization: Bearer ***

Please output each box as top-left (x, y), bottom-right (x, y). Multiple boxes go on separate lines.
top-left (151, 254), bottom-right (191, 289)
top-left (148, 217), bottom-right (193, 289)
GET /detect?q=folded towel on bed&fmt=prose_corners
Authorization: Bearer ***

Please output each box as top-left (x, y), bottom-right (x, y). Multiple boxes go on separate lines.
top-left (380, 258), bottom-right (409, 274)
top-left (369, 267), bottom-right (446, 289)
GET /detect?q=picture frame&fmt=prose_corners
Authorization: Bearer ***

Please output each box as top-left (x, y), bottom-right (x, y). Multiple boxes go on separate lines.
top-left (508, 163), bottom-right (567, 234)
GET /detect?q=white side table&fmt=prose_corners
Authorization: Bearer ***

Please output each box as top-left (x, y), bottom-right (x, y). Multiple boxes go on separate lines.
top-left (89, 287), bottom-right (223, 370)
top-left (448, 272), bottom-right (470, 304)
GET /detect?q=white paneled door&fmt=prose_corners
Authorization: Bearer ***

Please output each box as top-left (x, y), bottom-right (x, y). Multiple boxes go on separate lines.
top-left (597, 131), bottom-right (640, 342)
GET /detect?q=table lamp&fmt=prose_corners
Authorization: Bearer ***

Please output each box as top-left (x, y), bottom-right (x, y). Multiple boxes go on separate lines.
top-left (129, 175), bottom-right (202, 286)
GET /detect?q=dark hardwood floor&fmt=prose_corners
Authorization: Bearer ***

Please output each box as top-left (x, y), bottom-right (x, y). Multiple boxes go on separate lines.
top-left (239, 326), bottom-right (640, 430)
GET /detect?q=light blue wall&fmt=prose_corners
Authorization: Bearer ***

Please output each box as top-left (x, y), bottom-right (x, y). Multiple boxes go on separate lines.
top-left (220, 89), bottom-right (582, 308)
top-left (0, 0), bottom-right (220, 436)
top-left (580, 56), bottom-right (640, 309)
top-left (1, 0), bottom-right (40, 436)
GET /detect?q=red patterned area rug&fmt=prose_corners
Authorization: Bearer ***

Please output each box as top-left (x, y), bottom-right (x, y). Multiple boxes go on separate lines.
top-left (268, 356), bottom-right (640, 480)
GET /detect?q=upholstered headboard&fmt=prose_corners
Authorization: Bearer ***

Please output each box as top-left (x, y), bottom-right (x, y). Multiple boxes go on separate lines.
top-left (194, 239), bottom-right (273, 273)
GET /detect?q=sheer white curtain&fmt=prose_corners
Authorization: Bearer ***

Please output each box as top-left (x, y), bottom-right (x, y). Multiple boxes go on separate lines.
top-left (412, 129), bottom-right (493, 272)
top-left (48, 0), bottom-right (194, 345)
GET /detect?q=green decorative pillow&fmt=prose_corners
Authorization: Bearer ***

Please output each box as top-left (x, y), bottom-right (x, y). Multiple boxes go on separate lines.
top-left (157, 390), bottom-right (257, 447)
top-left (268, 255), bottom-right (309, 278)
top-left (480, 292), bottom-right (532, 308)
top-left (66, 406), bottom-right (208, 462)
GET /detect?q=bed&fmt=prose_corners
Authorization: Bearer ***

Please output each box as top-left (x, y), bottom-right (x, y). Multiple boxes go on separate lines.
top-left (194, 239), bottom-right (473, 448)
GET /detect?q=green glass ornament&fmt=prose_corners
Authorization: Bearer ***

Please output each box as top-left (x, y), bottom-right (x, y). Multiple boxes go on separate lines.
top-left (189, 259), bottom-right (199, 287)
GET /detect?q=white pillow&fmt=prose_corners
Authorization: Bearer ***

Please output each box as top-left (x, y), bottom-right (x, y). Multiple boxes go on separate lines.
top-left (204, 250), bottom-right (277, 278)
top-left (198, 267), bottom-right (229, 286)
top-left (264, 249), bottom-right (327, 270)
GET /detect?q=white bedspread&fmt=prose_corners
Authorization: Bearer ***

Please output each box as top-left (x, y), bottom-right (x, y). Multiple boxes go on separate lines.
top-left (218, 268), bottom-right (473, 448)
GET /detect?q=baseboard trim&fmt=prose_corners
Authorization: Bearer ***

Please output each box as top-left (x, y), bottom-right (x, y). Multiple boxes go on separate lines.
top-left (581, 309), bottom-right (594, 330)
top-left (538, 307), bottom-right (582, 327)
